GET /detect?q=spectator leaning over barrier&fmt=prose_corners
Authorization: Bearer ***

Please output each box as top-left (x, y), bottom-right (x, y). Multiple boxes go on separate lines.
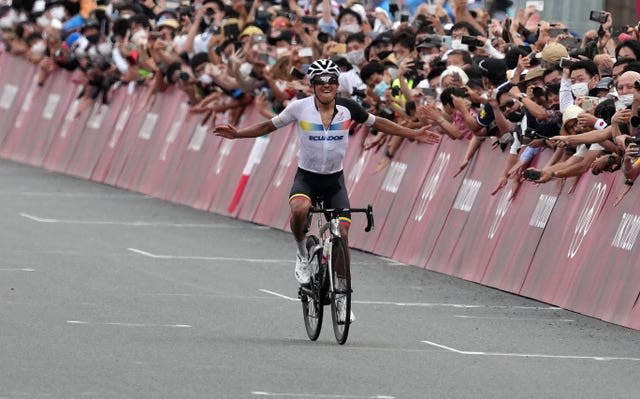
top-left (212, 59), bottom-right (440, 322)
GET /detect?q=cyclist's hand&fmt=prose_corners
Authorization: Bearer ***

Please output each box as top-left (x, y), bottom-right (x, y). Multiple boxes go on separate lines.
top-left (415, 125), bottom-right (441, 144)
top-left (213, 124), bottom-right (237, 139)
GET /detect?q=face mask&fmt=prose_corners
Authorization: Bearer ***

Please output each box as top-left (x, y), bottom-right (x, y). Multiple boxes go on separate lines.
top-left (97, 42), bottom-right (112, 55)
top-left (374, 81), bottom-right (389, 97)
top-left (36, 15), bottom-right (51, 27)
top-left (131, 30), bottom-right (148, 44)
top-left (49, 6), bottom-right (66, 21)
top-left (199, 74), bottom-right (213, 86)
top-left (506, 108), bottom-right (525, 122)
top-left (570, 82), bottom-right (589, 97)
top-left (340, 23), bottom-right (361, 33)
top-left (617, 93), bottom-right (634, 107)
top-left (388, 67), bottom-right (399, 81)
top-left (451, 39), bottom-right (468, 51)
top-left (30, 41), bottom-right (46, 56)
top-left (345, 50), bottom-right (364, 66)
top-left (86, 34), bottom-right (100, 45)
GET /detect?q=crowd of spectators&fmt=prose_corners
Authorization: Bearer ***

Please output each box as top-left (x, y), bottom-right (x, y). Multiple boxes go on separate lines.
top-left (1, 0), bottom-right (640, 203)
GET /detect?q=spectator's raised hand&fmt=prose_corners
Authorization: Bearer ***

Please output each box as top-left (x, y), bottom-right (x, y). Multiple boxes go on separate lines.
top-left (612, 108), bottom-right (632, 126)
top-left (413, 123), bottom-right (441, 145)
top-left (577, 112), bottom-right (598, 131)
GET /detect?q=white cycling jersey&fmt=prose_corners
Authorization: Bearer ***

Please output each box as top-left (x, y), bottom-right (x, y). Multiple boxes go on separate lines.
top-left (271, 96), bottom-right (376, 174)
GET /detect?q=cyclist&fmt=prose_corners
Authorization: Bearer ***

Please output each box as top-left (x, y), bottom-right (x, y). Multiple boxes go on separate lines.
top-left (213, 59), bottom-right (440, 322)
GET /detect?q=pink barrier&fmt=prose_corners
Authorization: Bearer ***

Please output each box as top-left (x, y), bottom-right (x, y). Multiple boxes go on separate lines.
top-left (0, 57), bottom-right (37, 144)
top-left (91, 90), bottom-right (143, 182)
top-left (251, 128), bottom-right (298, 230)
top-left (3, 54), bottom-right (640, 330)
top-left (65, 88), bottom-right (130, 179)
top-left (392, 138), bottom-right (468, 267)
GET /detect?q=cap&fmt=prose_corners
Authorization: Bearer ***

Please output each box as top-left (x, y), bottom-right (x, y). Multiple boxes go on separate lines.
top-left (595, 76), bottom-right (613, 91)
top-left (536, 42), bottom-right (568, 65)
top-left (371, 31), bottom-right (393, 47)
top-left (524, 67), bottom-right (545, 82)
top-left (562, 105), bottom-right (583, 125)
top-left (239, 25), bottom-right (264, 39)
top-left (478, 58), bottom-right (507, 80)
top-left (156, 17), bottom-right (179, 30)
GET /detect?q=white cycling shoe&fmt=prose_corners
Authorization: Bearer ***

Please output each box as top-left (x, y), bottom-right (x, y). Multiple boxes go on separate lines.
top-left (295, 254), bottom-right (311, 285)
top-left (336, 296), bottom-right (355, 324)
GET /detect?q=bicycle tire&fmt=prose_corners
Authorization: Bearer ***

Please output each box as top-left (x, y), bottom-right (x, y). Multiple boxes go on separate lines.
top-left (329, 236), bottom-right (351, 345)
top-left (302, 235), bottom-right (323, 341)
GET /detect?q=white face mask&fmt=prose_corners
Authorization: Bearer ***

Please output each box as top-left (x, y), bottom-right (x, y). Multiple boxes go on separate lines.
top-left (340, 23), bottom-right (361, 33)
top-left (616, 94), bottom-right (634, 110)
top-left (199, 74), bottom-right (213, 85)
top-left (30, 41), bottom-right (46, 56)
top-left (49, 6), bottom-right (66, 21)
top-left (451, 39), bottom-right (468, 51)
top-left (345, 50), bottom-right (364, 66)
top-left (96, 42), bottom-right (112, 55)
top-left (131, 29), bottom-right (148, 45)
top-left (36, 15), bottom-right (51, 27)
top-left (570, 82), bottom-right (589, 97)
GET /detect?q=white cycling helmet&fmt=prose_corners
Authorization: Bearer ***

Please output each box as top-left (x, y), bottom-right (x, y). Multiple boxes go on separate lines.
top-left (307, 58), bottom-right (341, 82)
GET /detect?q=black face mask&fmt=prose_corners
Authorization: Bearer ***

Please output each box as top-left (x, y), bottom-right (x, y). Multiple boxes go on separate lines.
top-left (507, 108), bottom-right (525, 122)
top-left (86, 34), bottom-right (100, 44)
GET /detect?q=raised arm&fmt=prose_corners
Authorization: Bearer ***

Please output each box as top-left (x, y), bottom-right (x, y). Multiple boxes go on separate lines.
top-left (213, 120), bottom-right (278, 139)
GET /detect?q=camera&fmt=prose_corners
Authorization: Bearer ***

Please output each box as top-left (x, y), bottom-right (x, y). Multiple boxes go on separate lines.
top-left (460, 35), bottom-right (483, 47)
top-left (301, 15), bottom-right (318, 25)
top-left (378, 107), bottom-right (395, 120)
top-left (206, 7), bottom-right (215, 16)
top-left (400, 11), bottom-right (410, 23)
top-left (589, 10), bottom-right (608, 24)
top-left (178, 71), bottom-right (190, 81)
top-left (559, 57), bottom-right (574, 69)
top-left (624, 136), bottom-right (640, 147)
top-left (522, 169), bottom-right (542, 181)
top-left (634, 80), bottom-right (640, 90)
top-left (451, 87), bottom-right (468, 98)
top-left (531, 86), bottom-right (545, 98)
top-left (291, 67), bottom-right (306, 80)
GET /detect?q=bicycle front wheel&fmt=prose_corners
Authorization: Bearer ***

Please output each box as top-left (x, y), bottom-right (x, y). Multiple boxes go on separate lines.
top-left (301, 235), bottom-right (323, 341)
top-left (330, 236), bottom-right (351, 345)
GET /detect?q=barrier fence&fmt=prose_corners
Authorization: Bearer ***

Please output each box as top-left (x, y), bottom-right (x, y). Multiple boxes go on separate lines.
top-left (2, 53), bottom-right (640, 330)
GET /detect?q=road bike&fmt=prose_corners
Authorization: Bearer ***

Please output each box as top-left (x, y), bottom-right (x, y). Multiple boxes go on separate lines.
top-left (298, 203), bottom-right (374, 344)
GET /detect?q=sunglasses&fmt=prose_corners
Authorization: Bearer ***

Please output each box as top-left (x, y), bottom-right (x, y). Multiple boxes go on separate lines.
top-left (311, 75), bottom-right (339, 85)
top-left (499, 99), bottom-right (515, 112)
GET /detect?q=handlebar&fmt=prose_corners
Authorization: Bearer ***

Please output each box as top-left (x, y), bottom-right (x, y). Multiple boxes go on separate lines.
top-left (309, 204), bottom-right (375, 232)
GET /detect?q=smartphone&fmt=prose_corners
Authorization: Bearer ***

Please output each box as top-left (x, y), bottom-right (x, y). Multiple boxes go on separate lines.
top-left (257, 53), bottom-right (270, 63)
top-left (522, 169), bottom-right (542, 181)
top-left (581, 96), bottom-right (599, 112)
top-left (251, 34), bottom-right (266, 43)
top-left (301, 15), bottom-right (318, 25)
top-left (559, 57), bottom-right (574, 69)
top-left (291, 67), bottom-right (306, 80)
top-left (442, 35), bottom-right (452, 48)
top-left (589, 10), bottom-right (608, 24)
top-left (223, 23), bottom-right (240, 39)
top-left (461, 35), bottom-right (482, 47)
top-left (422, 88), bottom-right (437, 98)
top-left (548, 28), bottom-right (568, 37)
top-left (298, 47), bottom-right (313, 58)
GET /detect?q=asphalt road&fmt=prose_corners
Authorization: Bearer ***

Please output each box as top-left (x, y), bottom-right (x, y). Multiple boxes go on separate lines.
top-left (1, 159), bottom-right (639, 399)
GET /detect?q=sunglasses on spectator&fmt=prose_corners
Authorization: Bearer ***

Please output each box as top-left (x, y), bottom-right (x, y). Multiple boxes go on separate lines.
top-left (499, 99), bottom-right (515, 112)
top-left (311, 75), bottom-right (339, 85)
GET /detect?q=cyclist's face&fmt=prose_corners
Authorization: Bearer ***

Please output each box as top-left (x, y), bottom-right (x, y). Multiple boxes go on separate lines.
top-left (312, 75), bottom-right (339, 102)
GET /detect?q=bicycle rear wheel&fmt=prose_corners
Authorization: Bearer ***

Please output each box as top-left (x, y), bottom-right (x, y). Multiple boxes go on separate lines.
top-left (330, 236), bottom-right (351, 345)
top-left (301, 235), bottom-right (324, 341)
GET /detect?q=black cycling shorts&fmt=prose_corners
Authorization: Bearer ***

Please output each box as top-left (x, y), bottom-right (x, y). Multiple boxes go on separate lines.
top-left (289, 168), bottom-right (351, 223)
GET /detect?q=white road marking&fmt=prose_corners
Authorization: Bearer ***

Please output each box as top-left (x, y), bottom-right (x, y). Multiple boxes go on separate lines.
top-left (20, 212), bottom-right (243, 228)
top-left (259, 289), bottom-right (298, 301)
top-left (454, 315), bottom-right (575, 322)
top-left (128, 248), bottom-right (292, 263)
top-left (0, 268), bottom-right (35, 272)
top-left (259, 289), bottom-right (559, 310)
top-left (67, 320), bottom-right (192, 328)
top-left (252, 392), bottom-right (394, 398)
top-left (421, 340), bottom-right (640, 362)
